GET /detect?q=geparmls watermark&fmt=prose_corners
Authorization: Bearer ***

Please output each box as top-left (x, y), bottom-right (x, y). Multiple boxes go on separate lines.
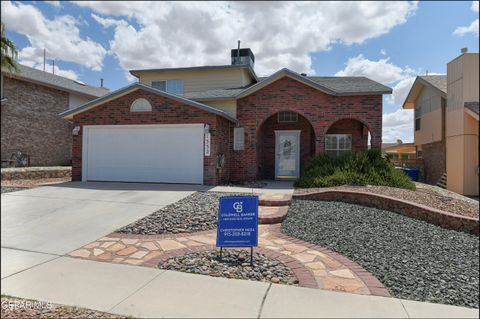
top-left (1, 299), bottom-right (53, 311)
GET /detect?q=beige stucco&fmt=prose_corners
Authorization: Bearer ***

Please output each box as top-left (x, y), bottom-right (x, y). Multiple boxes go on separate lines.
top-left (68, 93), bottom-right (93, 110)
top-left (136, 68), bottom-right (254, 94)
top-left (203, 99), bottom-right (237, 118)
top-left (446, 52), bottom-right (479, 196)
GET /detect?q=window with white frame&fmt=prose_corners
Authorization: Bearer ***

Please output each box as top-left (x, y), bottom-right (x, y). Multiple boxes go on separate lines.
top-left (151, 80), bottom-right (183, 95)
top-left (233, 127), bottom-right (245, 150)
top-left (130, 98), bottom-right (152, 112)
top-left (325, 134), bottom-right (352, 157)
top-left (278, 111), bottom-right (298, 123)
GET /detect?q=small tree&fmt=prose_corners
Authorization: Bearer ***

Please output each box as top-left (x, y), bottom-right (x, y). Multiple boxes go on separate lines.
top-left (1, 22), bottom-right (18, 72)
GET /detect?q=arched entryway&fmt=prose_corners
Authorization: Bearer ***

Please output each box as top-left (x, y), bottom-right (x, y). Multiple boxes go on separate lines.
top-left (257, 111), bottom-right (316, 179)
top-left (324, 118), bottom-right (372, 156)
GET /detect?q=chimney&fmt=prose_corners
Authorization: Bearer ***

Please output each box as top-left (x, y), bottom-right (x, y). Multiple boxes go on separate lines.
top-left (231, 44), bottom-right (255, 68)
top-left (100, 78), bottom-right (104, 88)
top-left (461, 47), bottom-right (468, 54)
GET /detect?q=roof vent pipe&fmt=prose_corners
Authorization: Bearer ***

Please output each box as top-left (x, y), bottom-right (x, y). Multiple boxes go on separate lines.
top-left (301, 73), bottom-right (307, 76)
top-left (100, 78), bottom-right (104, 88)
top-left (461, 47), bottom-right (468, 54)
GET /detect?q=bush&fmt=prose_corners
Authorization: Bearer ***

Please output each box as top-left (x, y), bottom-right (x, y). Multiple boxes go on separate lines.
top-left (296, 150), bottom-right (416, 190)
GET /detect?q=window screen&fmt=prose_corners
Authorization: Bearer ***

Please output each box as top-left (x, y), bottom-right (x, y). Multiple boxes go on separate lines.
top-left (325, 134), bottom-right (352, 157)
top-left (278, 111), bottom-right (298, 122)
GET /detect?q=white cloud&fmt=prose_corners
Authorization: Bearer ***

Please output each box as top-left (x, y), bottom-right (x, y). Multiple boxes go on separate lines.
top-left (380, 49), bottom-right (387, 56)
top-left (472, 0), bottom-right (479, 12)
top-left (1, 1), bottom-right (106, 71)
top-left (382, 108), bottom-right (414, 143)
top-left (453, 19), bottom-right (479, 37)
top-left (72, 1), bottom-right (418, 78)
top-left (453, 1), bottom-right (479, 36)
top-left (335, 54), bottom-right (414, 83)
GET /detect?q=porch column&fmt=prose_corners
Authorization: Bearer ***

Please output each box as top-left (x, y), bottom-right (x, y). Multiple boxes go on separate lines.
top-left (315, 131), bottom-right (325, 155)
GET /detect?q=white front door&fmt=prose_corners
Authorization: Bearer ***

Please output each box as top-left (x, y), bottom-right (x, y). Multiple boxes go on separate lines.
top-left (82, 124), bottom-right (204, 184)
top-left (275, 130), bottom-right (300, 179)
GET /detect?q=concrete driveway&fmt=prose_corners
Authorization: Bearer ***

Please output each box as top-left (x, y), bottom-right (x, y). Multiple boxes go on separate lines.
top-left (1, 181), bottom-right (204, 276)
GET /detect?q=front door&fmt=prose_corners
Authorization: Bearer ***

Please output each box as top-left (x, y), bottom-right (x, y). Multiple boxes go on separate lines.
top-left (275, 130), bottom-right (300, 179)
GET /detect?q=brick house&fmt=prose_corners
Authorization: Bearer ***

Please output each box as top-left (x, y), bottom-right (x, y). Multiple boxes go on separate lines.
top-left (1, 64), bottom-right (109, 166)
top-left (61, 48), bottom-right (391, 185)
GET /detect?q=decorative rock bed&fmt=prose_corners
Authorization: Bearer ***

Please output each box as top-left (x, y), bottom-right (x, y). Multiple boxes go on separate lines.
top-left (1, 187), bottom-right (27, 194)
top-left (283, 199), bottom-right (479, 308)
top-left (117, 192), bottom-right (249, 235)
top-left (1, 166), bottom-right (72, 180)
top-left (158, 250), bottom-right (298, 285)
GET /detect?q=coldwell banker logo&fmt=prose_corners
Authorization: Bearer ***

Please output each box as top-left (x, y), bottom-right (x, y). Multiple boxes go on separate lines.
top-left (233, 201), bottom-right (243, 213)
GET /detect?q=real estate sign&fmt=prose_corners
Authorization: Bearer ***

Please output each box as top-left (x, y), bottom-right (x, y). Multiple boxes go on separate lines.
top-left (216, 196), bottom-right (258, 247)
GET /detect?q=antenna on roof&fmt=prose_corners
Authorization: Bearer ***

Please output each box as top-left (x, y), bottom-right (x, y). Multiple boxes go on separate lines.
top-left (43, 48), bottom-right (46, 72)
top-left (52, 59), bottom-right (55, 75)
top-left (426, 70), bottom-right (428, 76)
top-left (100, 78), bottom-right (104, 88)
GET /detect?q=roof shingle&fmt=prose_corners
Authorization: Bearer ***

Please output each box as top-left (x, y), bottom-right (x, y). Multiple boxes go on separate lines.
top-left (2, 64), bottom-right (109, 97)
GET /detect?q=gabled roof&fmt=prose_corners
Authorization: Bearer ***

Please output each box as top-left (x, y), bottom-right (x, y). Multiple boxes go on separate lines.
top-left (402, 75), bottom-right (447, 109)
top-left (465, 101), bottom-right (479, 120)
top-left (130, 64), bottom-right (258, 82)
top-left (237, 68), bottom-right (392, 98)
top-left (60, 83), bottom-right (237, 123)
top-left (2, 64), bottom-right (109, 98)
top-left (183, 87), bottom-right (248, 101)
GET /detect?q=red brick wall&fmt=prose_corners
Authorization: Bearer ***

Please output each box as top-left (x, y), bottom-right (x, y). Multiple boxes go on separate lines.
top-left (232, 77), bottom-right (382, 181)
top-left (326, 118), bottom-right (369, 152)
top-left (258, 114), bottom-right (315, 179)
top-left (71, 89), bottom-right (231, 184)
top-left (1, 77), bottom-right (72, 166)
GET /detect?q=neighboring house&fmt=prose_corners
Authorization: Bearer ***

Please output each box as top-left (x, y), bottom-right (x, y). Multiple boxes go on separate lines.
top-left (446, 52), bottom-right (479, 196)
top-left (1, 64), bottom-right (109, 166)
top-left (403, 50), bottom-right (479, 196)
top-left (382, 142), bottom-right (417, 161)
top-left (61, 47), bottom-right (392, 185)
top-left (403, 75), bottom-right (447, 185)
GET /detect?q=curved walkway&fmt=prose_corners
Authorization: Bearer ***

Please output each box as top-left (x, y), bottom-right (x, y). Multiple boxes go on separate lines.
top-left (69, 224), bottom-right (389, 297)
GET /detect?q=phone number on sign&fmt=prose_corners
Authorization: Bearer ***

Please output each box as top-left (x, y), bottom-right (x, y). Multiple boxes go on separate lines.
top-left (223, 231), bottom-right (252, 237)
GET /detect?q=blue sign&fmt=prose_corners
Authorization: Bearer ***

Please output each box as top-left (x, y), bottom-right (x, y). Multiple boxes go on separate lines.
top-left (216, 196), bottom-right (259, 247)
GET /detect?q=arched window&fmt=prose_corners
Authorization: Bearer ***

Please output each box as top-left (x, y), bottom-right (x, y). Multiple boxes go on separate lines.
top-left (130, 98), bottom-right (152, 112)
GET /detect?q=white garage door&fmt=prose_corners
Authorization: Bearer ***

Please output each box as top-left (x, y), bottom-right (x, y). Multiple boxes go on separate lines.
top-left (83, 124), bottom-right (204, 184)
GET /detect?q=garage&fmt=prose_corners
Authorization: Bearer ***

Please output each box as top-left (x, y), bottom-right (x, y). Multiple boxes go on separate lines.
top-left (82, 124), bottom-right (204, 184)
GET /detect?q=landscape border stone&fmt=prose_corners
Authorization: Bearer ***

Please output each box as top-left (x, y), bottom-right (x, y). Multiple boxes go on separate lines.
top-left (1, 166), bottom-right (72, 180)
top-left (293, 190), bottom-right (479, 235)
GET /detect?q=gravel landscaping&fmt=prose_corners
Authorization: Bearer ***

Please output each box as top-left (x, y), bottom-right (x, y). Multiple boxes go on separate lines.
top-left (158, 250), bottom-right (298, 285)
top-left (283, 200), bottom-right (479, 308)
top-left (295, 184), bottom-right (479, 219)
top-left (118, 192), bottom-right (249, 234)
top-left (1, 187), bottom-right (27, 194)
top-left (1, 296), bottom-right (124, 318)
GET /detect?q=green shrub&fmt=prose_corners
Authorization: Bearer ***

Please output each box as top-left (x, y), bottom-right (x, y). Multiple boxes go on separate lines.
top-left (296, 150), bottom-right (416, 190)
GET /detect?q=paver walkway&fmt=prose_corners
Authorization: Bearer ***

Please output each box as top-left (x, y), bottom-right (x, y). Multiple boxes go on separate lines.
top-left (70, 224), bottom-right (388, 296)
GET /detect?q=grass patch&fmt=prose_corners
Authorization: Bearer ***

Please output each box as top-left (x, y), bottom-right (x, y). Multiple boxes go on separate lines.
top-left (296, 150), bottom-right (415, 190)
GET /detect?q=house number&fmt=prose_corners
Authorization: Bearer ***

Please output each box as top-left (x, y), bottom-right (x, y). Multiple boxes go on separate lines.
top-left (204, 133), bottom-right (211, 156)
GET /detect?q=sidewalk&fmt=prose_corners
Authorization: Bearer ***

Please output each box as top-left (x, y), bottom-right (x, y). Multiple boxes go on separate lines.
top-left (1, 252), bottom-right (478, 318)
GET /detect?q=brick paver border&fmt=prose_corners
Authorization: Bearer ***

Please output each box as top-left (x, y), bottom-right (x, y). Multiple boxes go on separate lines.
top-left (145, 244), bottom-right (318, 289)
top-left (268, 224), bottom-right (391, 297)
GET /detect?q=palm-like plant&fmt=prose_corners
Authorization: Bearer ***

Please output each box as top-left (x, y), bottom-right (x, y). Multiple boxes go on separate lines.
top-left (1, 22), bottom-right (18, 72)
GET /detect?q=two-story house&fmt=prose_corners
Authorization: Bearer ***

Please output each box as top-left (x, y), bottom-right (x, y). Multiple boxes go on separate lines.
top-left (402, 75), bottom-right (447, 185)
top-left (1, 64), bottom-right (109, 166)
top-left (61, 47), bottom-right (392, 185)
top-left (403, 50), bottom-right (479, 196)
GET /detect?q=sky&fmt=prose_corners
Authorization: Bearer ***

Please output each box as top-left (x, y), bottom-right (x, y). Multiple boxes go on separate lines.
top-left (2, 1), bottom-right (479, 143)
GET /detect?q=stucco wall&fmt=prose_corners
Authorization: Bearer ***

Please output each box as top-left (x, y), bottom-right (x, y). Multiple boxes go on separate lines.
top-left (137, 68), bottom-right (253, 93)
top-left (1, 76), bottom-right (72, 166)
top-left (414, 84), bottom-right (444, 145)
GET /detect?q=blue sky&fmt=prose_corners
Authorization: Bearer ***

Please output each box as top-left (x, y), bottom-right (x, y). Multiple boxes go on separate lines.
top-left (2, 1), bottom-right (479, 142)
